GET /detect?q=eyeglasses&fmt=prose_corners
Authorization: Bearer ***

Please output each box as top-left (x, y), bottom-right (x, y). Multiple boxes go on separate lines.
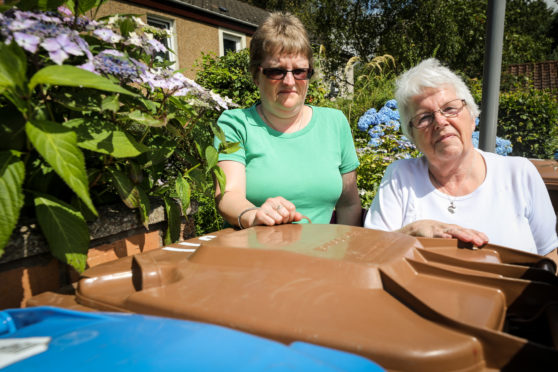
top-left (410, 99), bottom-right (467, 129)
top-left (260, 67), bottom-right (314, 80)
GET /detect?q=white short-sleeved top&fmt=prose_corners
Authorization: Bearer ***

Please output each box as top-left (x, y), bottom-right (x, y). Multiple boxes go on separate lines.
top-left (364, 149), bottom-right (558, 255)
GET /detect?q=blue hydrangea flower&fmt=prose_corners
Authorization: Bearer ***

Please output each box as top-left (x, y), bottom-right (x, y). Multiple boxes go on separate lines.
top-left (357, 108), bottom-right (378, 132)
top-left (472, 131), bottom-right (480, 148)
top-left (385, 99), bottom-right (398, 109)
top-left (384, 120), bottom-right (400, 131)
top-left (368, 137), bottom-right (381, 147)
top-left (379, 106), bottom-right (400, 122)
top-left (495, 137), bottom-right (513, 156)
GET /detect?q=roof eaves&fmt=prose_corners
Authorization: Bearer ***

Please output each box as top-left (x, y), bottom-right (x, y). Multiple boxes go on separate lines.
top-left (166, 0), bottom-right (262, 28)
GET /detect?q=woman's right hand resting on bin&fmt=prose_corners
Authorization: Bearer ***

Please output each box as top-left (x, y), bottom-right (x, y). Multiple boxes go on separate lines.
top-left (398, 219), bottom-right (489, 247)
top-left (216, 160), bottom-right (303, 228)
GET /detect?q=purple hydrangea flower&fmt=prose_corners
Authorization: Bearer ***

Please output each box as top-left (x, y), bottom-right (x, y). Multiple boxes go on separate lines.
top-left (93, 50), bottom-right (140, 81)
top-left (14, 32), bottom-right (40, 53)
top-left (57, 6), bottom-right (73, 17)
top-left (41, 33), bottom-right (84, 65)
top-left (94, 28), bottom-right (123, 43)
top-left (144, 36), bottom-right (167, 56)
top-left (8, 18), bottom-right (37, 31)
top-left (78, 61), bottom-right (97, 73)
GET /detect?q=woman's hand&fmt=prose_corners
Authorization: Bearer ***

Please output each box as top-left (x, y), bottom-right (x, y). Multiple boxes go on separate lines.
top-left (252, 197), bottom-right (303, 227)
top-left (398, 219), bottom-right (489, 247)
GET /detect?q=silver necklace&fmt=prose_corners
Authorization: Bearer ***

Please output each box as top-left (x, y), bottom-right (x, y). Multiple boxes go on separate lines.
top-left (259, 106), bottom-right (303, 133)
top-left (429, 171), bottom-right (457, 214)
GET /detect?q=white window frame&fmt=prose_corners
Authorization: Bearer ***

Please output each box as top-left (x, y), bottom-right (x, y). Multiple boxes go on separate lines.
top-left (219, 28), bottom-right (246, 56)
top-left (146, 14), bottom-right (178, 69)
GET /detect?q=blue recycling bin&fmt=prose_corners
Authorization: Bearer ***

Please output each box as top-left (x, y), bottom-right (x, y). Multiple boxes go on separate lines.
top-left (0, 307), bottom-right (383, 371)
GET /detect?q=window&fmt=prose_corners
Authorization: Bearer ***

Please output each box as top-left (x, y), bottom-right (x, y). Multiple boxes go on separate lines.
top-left (219, 28), bottom-right (246, 56)
top-left (146, 15), bottom-right (177, 68)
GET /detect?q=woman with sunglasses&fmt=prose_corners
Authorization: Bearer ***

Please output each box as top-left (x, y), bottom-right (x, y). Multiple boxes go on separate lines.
top-left (364, 58), bottom-right (557, 260)
top-left (213, 12), bottom-right (362, 229)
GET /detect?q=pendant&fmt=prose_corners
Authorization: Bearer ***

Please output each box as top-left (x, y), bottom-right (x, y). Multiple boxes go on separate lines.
top-left (448, 201), bottom-right (456, 214)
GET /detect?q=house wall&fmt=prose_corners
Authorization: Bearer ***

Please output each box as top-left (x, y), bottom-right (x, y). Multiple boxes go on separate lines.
top-left (96, 0), bottom-right (253, 79)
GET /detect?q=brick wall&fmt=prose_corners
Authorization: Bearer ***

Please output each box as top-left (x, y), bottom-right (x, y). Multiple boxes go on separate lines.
top-left (506, 60), bottom-right (558, 91)
top-left (0, 201), bottom-right (197, 309)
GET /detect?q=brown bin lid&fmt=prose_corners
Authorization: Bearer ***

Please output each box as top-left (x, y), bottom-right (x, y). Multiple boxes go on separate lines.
top-left (28, 225), bottom-right (558, 371)
top-left (531, 159), bottom-right (558, 190)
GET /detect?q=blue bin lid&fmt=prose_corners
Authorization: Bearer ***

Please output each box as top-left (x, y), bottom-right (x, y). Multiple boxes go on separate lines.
top-left (0, 307), bottom-right (383, 371)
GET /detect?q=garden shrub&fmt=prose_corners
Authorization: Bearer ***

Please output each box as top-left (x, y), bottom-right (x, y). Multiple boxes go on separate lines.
top-left (333, 55), bottom-right (397, 140)
top-left (195, 49), bottom-right (260, 108)
top-left (194, 48), bottom-right (330, 108)
top-left (468, 76), bottom-right (557, 159)
top-left (355, 100), bottom-right (420, 207)
top-left (497, 87), bottom-right (558, 159)
top-left (0, 1), bottom-right (237, 271)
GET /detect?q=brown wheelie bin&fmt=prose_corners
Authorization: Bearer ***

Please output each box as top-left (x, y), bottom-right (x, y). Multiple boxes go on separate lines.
top-left (28, 224), bottom-right (558, 371)
top-left (531, 158), bottom-right (558, 214)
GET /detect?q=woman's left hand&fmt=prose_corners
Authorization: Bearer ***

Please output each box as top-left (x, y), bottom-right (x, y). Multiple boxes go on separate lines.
top-left (398, 219), bottom-right (489, 247)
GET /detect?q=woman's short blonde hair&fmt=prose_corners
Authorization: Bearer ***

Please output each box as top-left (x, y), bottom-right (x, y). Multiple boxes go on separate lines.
top-left (249, 12), bottom-right (313, 81)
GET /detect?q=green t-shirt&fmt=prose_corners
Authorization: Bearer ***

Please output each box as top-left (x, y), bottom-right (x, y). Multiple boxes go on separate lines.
top-left (214, 105), bottom-right (359, 224)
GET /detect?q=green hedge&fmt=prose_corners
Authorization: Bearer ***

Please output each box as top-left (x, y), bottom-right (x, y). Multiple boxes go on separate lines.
top-left (497, 88), bottom-right (558, 159)
top-left (469, 77), bottom-right (558, 159)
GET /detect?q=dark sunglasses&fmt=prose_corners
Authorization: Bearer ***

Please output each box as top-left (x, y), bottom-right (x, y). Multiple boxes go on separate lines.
top-left (260, 67), bottom-right (314, 80)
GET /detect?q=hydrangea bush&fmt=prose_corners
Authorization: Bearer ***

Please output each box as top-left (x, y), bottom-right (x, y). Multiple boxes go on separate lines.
top-left (355, 100), bottom-right (420, 207)
top-left (0, 1), bottom-right (238, 272)
top-left (356, 99), bottom-right (512, 207)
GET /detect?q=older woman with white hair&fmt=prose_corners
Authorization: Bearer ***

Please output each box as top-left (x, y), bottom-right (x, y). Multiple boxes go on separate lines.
top-left (364, 58), bottom-right (558, 260)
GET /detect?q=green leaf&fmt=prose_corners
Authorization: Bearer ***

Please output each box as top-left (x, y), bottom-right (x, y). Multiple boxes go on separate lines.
top-left (0, 104), bottom-right (26, 151)
top-left (118, 16), bottom-right (136, 37)
top-left (164, 196), bottom-right (181, 245)
top-left (65, 0), bottom-right (104, 15)
top-left (0, 43), bottom-right (27, 90)
top-left (211, 124), bottom-right (226, 144)
top-left (205, 146), bottom-right (218, 170)
top-left (29, 65), bottom-right (137, 96)
top-left (81, 130), bottom-right (147, 158)
top-left (136, 138), bottom-right (175, 168)
top-left (34, 194), bottom-right (89, 273)
top-left (222, 142), bottom-right (241, 154)
top-left (126, 110), bottom-right (165, 127)
top-left (213, 166), bottom-right (226, 195)
top-left (25, 120), bottom-right (97, 216)
top-left (175, 176), bottom-right (191, 215)
top-left (66, 118), bottom-right (148, 158)
top-left (108, 168), bottom-right (139, 209)
top-left (195, 142), bottom-right (203, 158)
top-left (0, 151), bottom-right (25, 255)
top-left (137, 186), bottom-right (150, 229)
top-left (16, 0), bottom-right (66, 11)
top-left (101, 95), bottom-right (120, 112)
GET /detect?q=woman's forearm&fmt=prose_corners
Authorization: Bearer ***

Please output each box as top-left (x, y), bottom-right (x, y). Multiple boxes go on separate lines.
top-left (216, 190), bottom-right (257, 228)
